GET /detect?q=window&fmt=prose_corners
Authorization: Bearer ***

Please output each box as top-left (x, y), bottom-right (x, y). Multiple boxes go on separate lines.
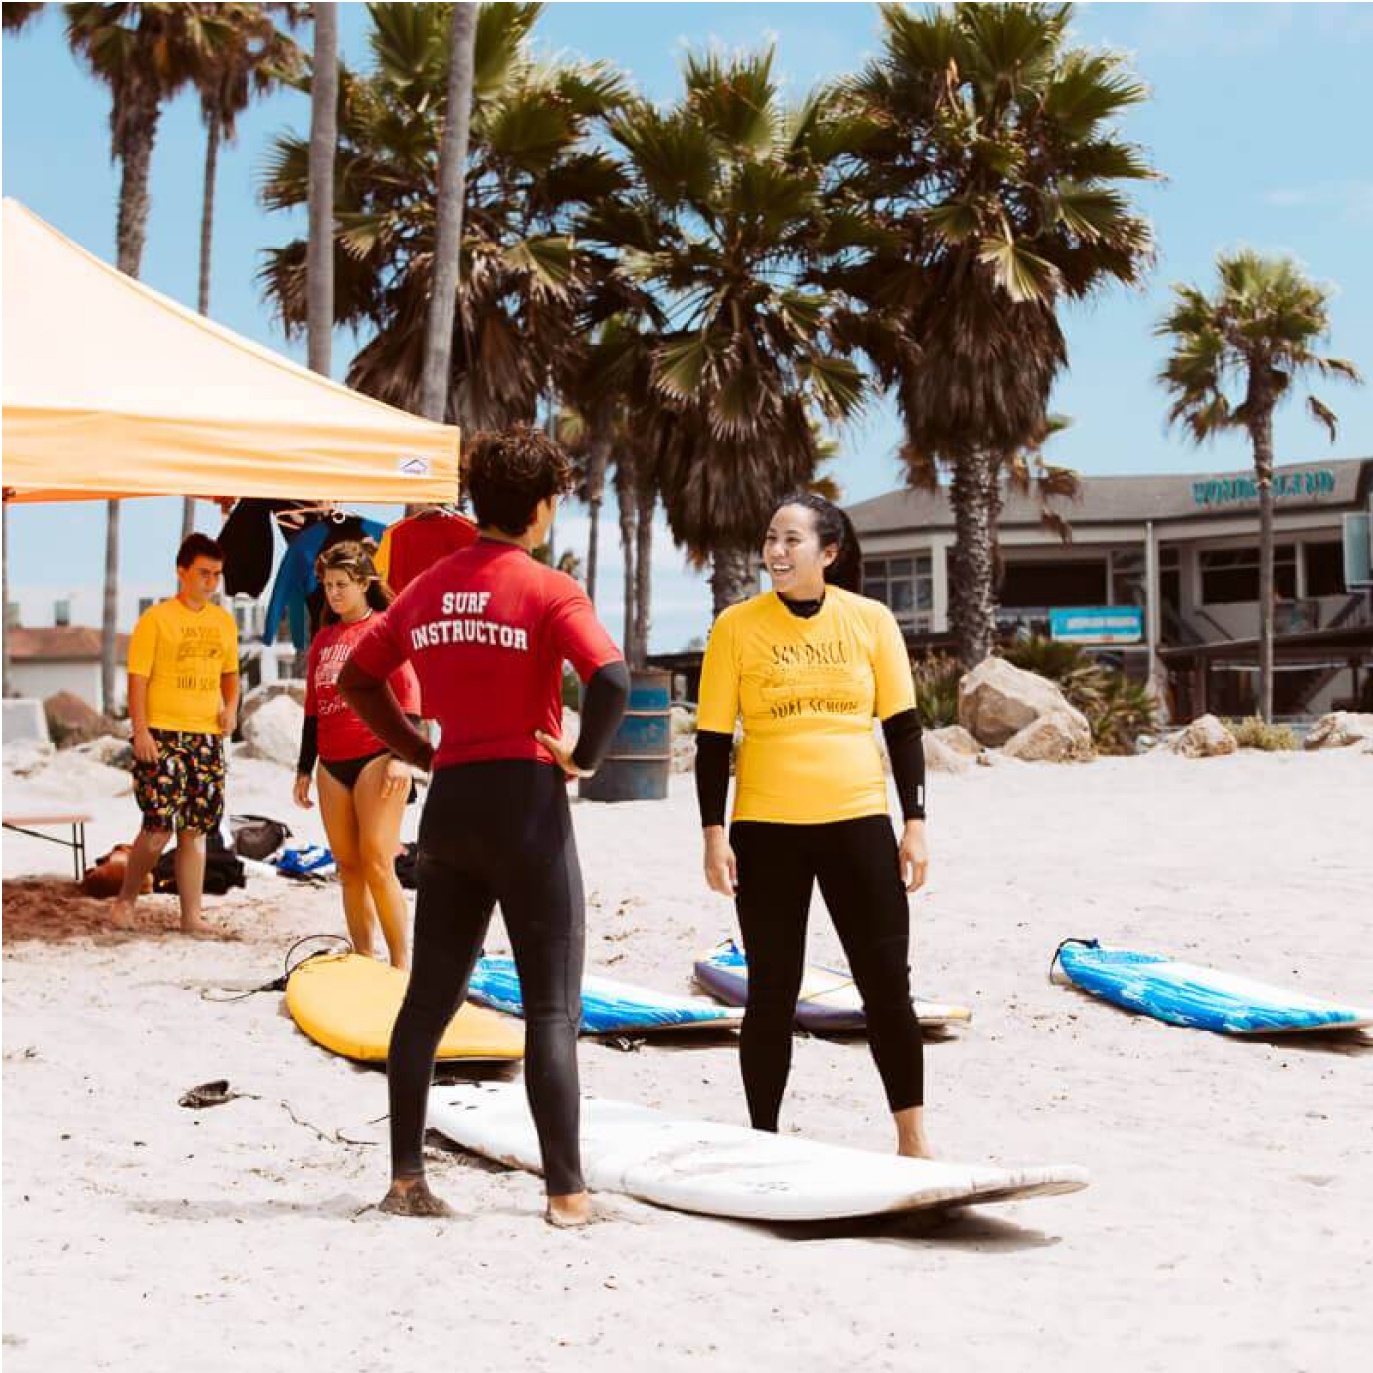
top-left (862, 554), bottom-right (933, 630)
top-left (999, 560), bottom-right (1107, 608)
top-left (138, 597), bottom-right (157, 617)
top-left (1304, 541), bottom-right (1346, 598)
top-left (1199, 546), bottom-right (1296, 604)
top-left (53, 598), bottom-right (71, 627)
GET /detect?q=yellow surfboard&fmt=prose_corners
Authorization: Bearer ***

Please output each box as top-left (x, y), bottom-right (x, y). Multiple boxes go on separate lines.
top-left (285, 953), bottom-right (525, 1063)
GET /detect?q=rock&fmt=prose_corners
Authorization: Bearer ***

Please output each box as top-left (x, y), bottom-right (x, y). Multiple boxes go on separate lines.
top-left (958, 657), bottom-right (1090, 748)
top-left (671, 705), bottom-right (696, 737)
top-left (1003, 709), bottom-right (1095, 762)
top-left (2, 739), bottom-right (55, 777)
top-left (1169, 714), bottom-right (1238, 759)
top-left (931, 724), bottom-right (981, 757)
top-left (923, 732), bottom-right (972, 773)
top-left (240, 681), bottom-right (307, 732)
top-left (2, 698), bottom-right (50, 746)
top-left (75, 734), bottom-right (135, 771)
top-left (1302, 711), bottom-right (1373, 751)
top-left (43, 691), bottom-right (116, 747)
top-left (34, 749), bottom-right (133, 798)
top-left (672, 734), bottom-right (697, 774)
top-left (240, 694), bottom-right (305, 767)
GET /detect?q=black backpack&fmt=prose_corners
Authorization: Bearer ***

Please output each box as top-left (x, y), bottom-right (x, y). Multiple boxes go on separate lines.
top-left (152, 828), bottom-right (246, 896)
top-left (229, 813), bottom-right (292, 861)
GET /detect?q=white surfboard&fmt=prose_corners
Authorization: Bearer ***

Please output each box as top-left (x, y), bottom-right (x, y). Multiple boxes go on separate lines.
top-left (428, 1082), bottom-right (1088, 1222)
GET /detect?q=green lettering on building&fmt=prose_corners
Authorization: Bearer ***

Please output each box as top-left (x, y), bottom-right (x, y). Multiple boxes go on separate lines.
top-left (1192, 469), bottom-right (1336, 506)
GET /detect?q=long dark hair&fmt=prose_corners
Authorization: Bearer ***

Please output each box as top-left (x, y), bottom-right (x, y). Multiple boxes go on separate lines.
top-left (771, 492), bottom-right (863, 592)
top-left (315, 541), bottom-right (392, 625)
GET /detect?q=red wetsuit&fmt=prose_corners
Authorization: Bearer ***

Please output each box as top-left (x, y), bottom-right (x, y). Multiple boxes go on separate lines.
top-left (349, 540), bottom-right (621, 770)
top-left (306, 615), bottom-right (421, 761)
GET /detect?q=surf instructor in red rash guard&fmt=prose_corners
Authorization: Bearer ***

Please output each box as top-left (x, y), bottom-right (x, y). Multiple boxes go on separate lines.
top-left (339, 426), bottom-right (629, 1228)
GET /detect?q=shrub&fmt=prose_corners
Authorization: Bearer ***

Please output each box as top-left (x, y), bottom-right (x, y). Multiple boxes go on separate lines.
top-left (1227, 716), bottom-right (1298, 751)
top-left (911, 653), bottom-right (963, 728)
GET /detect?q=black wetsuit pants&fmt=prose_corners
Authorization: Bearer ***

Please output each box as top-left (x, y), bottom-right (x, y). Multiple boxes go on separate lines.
top-left (388, 761), bottom-right (586, 1195)
top-left (731, 815), bottom-right (924, 1132)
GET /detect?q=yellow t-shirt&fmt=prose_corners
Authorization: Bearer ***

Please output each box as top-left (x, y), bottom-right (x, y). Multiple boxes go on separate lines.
top-left (127, 598), bottom-right (239, 734)
top-left (696, 587), bottom-right (916, 825)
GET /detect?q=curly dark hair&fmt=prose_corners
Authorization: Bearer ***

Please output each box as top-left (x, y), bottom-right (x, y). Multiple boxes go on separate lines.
top-left (315, 540), bottom-right (392, 625)
top-left (465, 425), bottom-right (575, 537)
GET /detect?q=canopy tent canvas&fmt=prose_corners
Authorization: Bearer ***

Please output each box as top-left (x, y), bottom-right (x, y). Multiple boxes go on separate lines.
top-left (1, 199), bottom-right (460, 505)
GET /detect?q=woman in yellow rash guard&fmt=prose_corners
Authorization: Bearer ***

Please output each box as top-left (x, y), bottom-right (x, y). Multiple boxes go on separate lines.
top-left (694, 492), bottom-right (932, 1157)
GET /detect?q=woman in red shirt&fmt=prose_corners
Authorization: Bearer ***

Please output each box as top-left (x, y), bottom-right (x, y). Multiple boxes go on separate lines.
top-left (294, 542), bottom-right (421, 969)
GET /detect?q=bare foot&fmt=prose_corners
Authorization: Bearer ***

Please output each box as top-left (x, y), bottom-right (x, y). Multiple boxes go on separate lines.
top-left (898, 1138), bottom-right (935, 1161)
top-left (378, 1177), bottom-right (453, 1218)
top-left (180, 919), bottom-right (222, 940)
top-left (544, 1191), bottom-right (594, 1228)
top-left (109, 899), bottom-right (136, 930)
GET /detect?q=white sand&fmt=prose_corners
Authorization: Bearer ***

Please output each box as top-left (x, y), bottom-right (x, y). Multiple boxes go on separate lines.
top-left (3, 748), bottom-right (1371, 1371)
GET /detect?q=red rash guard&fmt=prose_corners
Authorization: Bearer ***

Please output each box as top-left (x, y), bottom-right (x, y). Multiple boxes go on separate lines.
top-left (348, 540), bottom-right (623, 770)
top-left (306, 615), bottom-right (421, 761)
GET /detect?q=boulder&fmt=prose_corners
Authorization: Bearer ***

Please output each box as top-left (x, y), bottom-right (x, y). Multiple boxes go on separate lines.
top-left (2, 738), bottom-right (55, 778)
top-left (240, 680), bottom-right (307, 732)
top-left (931, 724), bottom-right (981, 757)
top-left (1302, 711), bottom-right (1373, 751)
top-left (958, 657), bottom-right (1089, 747)
top-left (2, 698), bottom-right (50, 746)
top-left (672, 733), bottom-right (697, 774)
top-left (75, 734), bottom-right (135, 771)
top-left (671, 705), bottom-right (696, 737)
top-left (1003, 709), bottom-right (1095, 763)
top-left (923, 731), bottom-right (972, 774)
top-left (43, 690), bottom-right (115, 746)
top-left (240, 694), bottom-right (305, 767)
top-left (34, 748), bottom-right (133, 798)
top-left (1170, 714), bottom-right (1238, 759)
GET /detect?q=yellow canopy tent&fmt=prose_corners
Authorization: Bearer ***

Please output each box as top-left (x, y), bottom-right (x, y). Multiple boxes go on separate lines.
top-left (1, 198), bottom-right (460, 505)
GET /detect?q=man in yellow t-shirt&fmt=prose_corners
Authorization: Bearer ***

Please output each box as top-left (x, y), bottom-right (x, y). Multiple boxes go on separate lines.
top-left (111, 533), bottom-right (240, 936)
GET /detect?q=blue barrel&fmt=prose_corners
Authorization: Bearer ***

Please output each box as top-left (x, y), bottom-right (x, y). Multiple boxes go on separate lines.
top-left (578, 668), bottom-right (673, 802)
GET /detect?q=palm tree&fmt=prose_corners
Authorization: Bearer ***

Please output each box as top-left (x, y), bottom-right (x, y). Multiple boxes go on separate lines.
top-left (1157, 250), bottom-right (1361, 720)
top-left (841, 2), bottom-right (1157, 667)
top-left (418, 2), bottom-right (477, 426)
top-left (5, 3), bottom-right (223, 713)
top-left (260, 2), bottom-right (628, 430)
top-left (589, 50), bottom-right (870, 617)
top-left (182, 3), bottom-right (304, 539)
top-left (306, 1), bottom-right (337, 377)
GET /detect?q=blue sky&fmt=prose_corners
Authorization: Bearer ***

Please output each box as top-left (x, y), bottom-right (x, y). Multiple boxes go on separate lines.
top-left (5, 2), bottom-right (1372, 650)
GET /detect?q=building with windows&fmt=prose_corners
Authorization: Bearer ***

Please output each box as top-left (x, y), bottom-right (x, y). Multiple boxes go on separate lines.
top-left (848, 457), bottom-right (1373, 720)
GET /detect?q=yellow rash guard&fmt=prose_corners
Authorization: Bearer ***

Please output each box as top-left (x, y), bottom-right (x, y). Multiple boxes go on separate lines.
top-left (696, 587), bottom-right (916, 824)
top-left (127, 597), bottom-right (239, 734)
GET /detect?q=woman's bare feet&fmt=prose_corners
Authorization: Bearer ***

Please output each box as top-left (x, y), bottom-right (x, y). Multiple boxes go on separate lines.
top-left (379, 1176), bottom-right (453, 1218)
top-left (544, 1190), bottom-right (593, 1228)
top-left (180, 918), bottom-right (221, 940)
top-left (109, 899), bottom-right (136, 930)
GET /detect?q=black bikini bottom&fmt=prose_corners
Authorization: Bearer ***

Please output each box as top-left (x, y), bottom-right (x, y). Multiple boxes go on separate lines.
top-left (320, 751), bottom-right (417, 802)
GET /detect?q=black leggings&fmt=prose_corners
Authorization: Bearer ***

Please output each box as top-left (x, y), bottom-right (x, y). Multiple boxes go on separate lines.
top-left (731, 815), bottom-right (924, 1131)
top-left (388, 761), bottom-right (586, 1195)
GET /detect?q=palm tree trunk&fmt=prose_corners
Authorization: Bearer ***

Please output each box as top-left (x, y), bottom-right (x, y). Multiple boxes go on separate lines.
top-left (184, 109), bottom-right (222, 544)
top-left (307, 3), bottom-right (338, 377)
top-left (633, 469), bottom-right (654, 668)
top-left (1253, 410), bottom-right (1277, 722)
top-left (584, 440), bottom-right (609, 606)
top-left (949, 448), bottom-right (1000, 668)
top-left (418, 2), bottom-right (476, 427)
top-left (709, 548), bottom-right (754, 619)
top-left (108, 108), bottom-right (160, 716)
top-left (615, 455), bottom-right (637, 658)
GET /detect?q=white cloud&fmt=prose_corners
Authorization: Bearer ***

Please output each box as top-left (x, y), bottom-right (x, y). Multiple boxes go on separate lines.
top-left (1263, 180), bottom-right (1373, 224)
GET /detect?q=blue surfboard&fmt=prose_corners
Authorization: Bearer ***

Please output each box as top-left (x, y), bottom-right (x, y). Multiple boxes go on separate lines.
top-left (467, 957), bottom-right (743, 1035)
top-left (1053, 940), bottom-right (1373, 1035)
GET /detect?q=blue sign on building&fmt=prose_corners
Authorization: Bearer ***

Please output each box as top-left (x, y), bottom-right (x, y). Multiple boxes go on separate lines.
top-left (1050, 607), bottom-right (1144, 644)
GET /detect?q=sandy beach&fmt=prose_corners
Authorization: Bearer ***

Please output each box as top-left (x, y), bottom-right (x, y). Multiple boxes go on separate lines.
top-left (3, 746), bottom-right (1371, 1372)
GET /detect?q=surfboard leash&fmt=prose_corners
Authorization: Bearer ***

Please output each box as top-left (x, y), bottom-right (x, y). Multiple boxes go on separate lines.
top-left (199, 933), bottom-right (354, 1002)
top-left (1048, 937), bottom-right (1099, 982)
